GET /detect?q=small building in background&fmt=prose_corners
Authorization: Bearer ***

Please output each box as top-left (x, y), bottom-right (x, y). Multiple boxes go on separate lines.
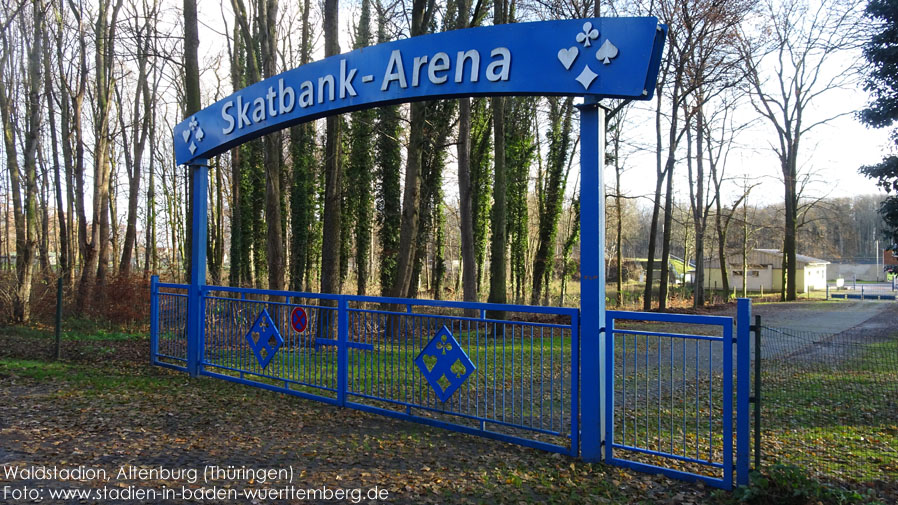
top-left (886, 250), bottom-right (898, 276)
top-left (704, 249), bottom-right (829, 293)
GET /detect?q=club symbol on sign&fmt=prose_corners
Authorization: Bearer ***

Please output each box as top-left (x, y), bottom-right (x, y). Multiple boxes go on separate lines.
top-left (436, 334), bottom-right (453, 354)
top-left (576, 22), bottom-right (599, 47)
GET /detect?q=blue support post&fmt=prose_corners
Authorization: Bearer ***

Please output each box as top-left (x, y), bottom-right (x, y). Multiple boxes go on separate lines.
top-left (187, 160), bottom-right (209, 378)
top-left (337, 296), bottom-right (349, 406)
top-left (736, 298), bottom-right (751, 486)
top-left (577, 98), bottom-right (606, 461)
top-left (150, 275), bottom-right (159, 365)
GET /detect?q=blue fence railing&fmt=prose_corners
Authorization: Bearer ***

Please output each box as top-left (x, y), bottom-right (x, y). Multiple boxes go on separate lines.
top-left (604, 310), bottom-right (744, 489)
top-left (150, 280), bottom-right (189, 372)
top-left (151, 280), bottom-right (579, 456)
top-left (150, 278), bottom-right (750, 488)
top-left (826, 283), bottom-right (897, 301)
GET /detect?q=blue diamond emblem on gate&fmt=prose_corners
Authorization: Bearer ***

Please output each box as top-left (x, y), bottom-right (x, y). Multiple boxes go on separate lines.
top-left (245, 309), bottom-right (283, 369)
top-left (414, 326), bottom-right (475, 403)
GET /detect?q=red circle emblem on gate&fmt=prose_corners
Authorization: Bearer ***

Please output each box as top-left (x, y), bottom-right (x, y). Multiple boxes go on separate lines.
top-left (290, 307), bottom-right (308, 333)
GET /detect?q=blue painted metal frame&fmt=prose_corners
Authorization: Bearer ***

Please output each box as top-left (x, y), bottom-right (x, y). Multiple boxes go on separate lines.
top-left (150, 277), bottom-right (189, 373)
top-left (604, 309), bottom-right (737, 489)
top-left (152, 282), bottom-right (581, 456)
top-left (150, 275), bottom-right (159, 366)
top-left (736, 299), bottom-right (751, 487)
top-left (578, 98), bottom-right (606, 462)
top-left (187, 160), bottom-right (208, 378)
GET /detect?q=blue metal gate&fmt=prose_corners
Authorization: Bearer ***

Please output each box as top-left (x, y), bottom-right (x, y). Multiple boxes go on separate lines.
top-left (151, 279), bottom-right (580, 456)
top-left (604, 309), bottom-right (749, 489)
top-left (151, 278), bottom-right (750, 488)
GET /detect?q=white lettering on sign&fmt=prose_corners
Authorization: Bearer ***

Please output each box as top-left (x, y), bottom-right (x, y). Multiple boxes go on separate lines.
top-left (382, 50), bottom-right (408, 91)
top-left (486, 48), bottom-right (511, 82)
top-left (222, 48), bottom-right (511, 135)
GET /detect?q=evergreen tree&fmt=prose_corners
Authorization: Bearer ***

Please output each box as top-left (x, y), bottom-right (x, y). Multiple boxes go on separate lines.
top-left (531, 97), bottom-right (574, 305)
top-left (469, 98), bottom-right (493, 293)
top-left (860, 0), bottom-right (898, 246)
top-left (375, 2), bottom-right (403, 296)
top-left (505, 97), bottom-right (537, 303)
top-left (346, 0), bottom-right (376, 295)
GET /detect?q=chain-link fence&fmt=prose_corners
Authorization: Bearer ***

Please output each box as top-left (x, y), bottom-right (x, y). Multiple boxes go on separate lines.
top-left (757, 325), bottom-right (898, 487)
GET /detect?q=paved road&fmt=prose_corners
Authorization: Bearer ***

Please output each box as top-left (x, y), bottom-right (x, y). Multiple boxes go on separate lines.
top-left (749, 300), bottom-right (894, 334)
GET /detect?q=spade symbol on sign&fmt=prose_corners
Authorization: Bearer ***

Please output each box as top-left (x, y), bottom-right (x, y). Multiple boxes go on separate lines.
top-left (595, 39), bottom-right (619, 64)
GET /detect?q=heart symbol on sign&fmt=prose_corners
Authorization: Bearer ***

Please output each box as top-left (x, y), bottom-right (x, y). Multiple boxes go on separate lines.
top-left (557, 46), bottom-right (579, 70)
top-left (181, 129), bottom-right (191, 143)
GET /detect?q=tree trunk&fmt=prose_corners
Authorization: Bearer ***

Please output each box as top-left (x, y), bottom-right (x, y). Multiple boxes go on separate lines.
top-left (457, 96), bottom-right (477, 306)
top-left (44, 27), bottom-right (68, 281)
top-left (320, 0), bottom-right (342, 295)
top-left (783, 150), bottom-right (798, 300)
top-left (392, 101), bottom-right (426, 297)
top-left (644, 88), bottom-right (665, 311)
top-left (487, 0), bottom-right (507, 314)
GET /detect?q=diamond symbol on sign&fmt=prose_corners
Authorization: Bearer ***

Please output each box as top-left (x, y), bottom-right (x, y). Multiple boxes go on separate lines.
top-left (189, 142), bottom-right (197, 155)
top-left (245, 309), bottom-right (283, 369)
top-left (576, 65), bottom-right (598, 90)
top-left (414, 326), bottom-right (475, 403)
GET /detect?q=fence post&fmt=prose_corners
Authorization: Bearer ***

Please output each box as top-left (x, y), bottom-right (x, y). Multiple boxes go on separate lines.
top-left (753, 314), bottom-right (761, 471)
top-left (337, 296), bottom-right (348, 407)
top-left (576, 98), bottom-right (606, 462)
top-left (150, 275), bottom-right (159, 366)
top-left (736, 298), bottom-right (751, 487)
top-left (55, 277), bottom-right (63, 360)
top-left (187, 160), bottom-right (209, 378)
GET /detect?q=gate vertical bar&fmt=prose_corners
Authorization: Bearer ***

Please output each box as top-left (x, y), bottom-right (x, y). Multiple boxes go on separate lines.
top-left (150, 275), bottom-right (159, 365)
top-left (577, 98), bottom-right (606, 461)
top-left (187, 160), bottom-right (209, 378)
top-left (337, 296), bottom-right (348, 406)
top-left (736, 298), bottom-right (751, 486)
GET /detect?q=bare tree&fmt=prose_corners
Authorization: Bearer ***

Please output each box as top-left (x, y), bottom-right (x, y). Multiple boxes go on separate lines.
top-left (0, 0), bottom-right (43, 322)
top-left (740, 0), bottom-right (865, 300)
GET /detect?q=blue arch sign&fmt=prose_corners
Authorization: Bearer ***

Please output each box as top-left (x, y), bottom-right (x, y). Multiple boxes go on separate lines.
top-left (174, 17), bottom-right (665, 165)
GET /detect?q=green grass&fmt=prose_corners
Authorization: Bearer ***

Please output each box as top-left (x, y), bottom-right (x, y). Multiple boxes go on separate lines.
top-left (0, 358), bottom-right (174, 394)
top-left (760, 338), bottom-right (898, 483)
top-left (3, 318), bottom-right (146, 341)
